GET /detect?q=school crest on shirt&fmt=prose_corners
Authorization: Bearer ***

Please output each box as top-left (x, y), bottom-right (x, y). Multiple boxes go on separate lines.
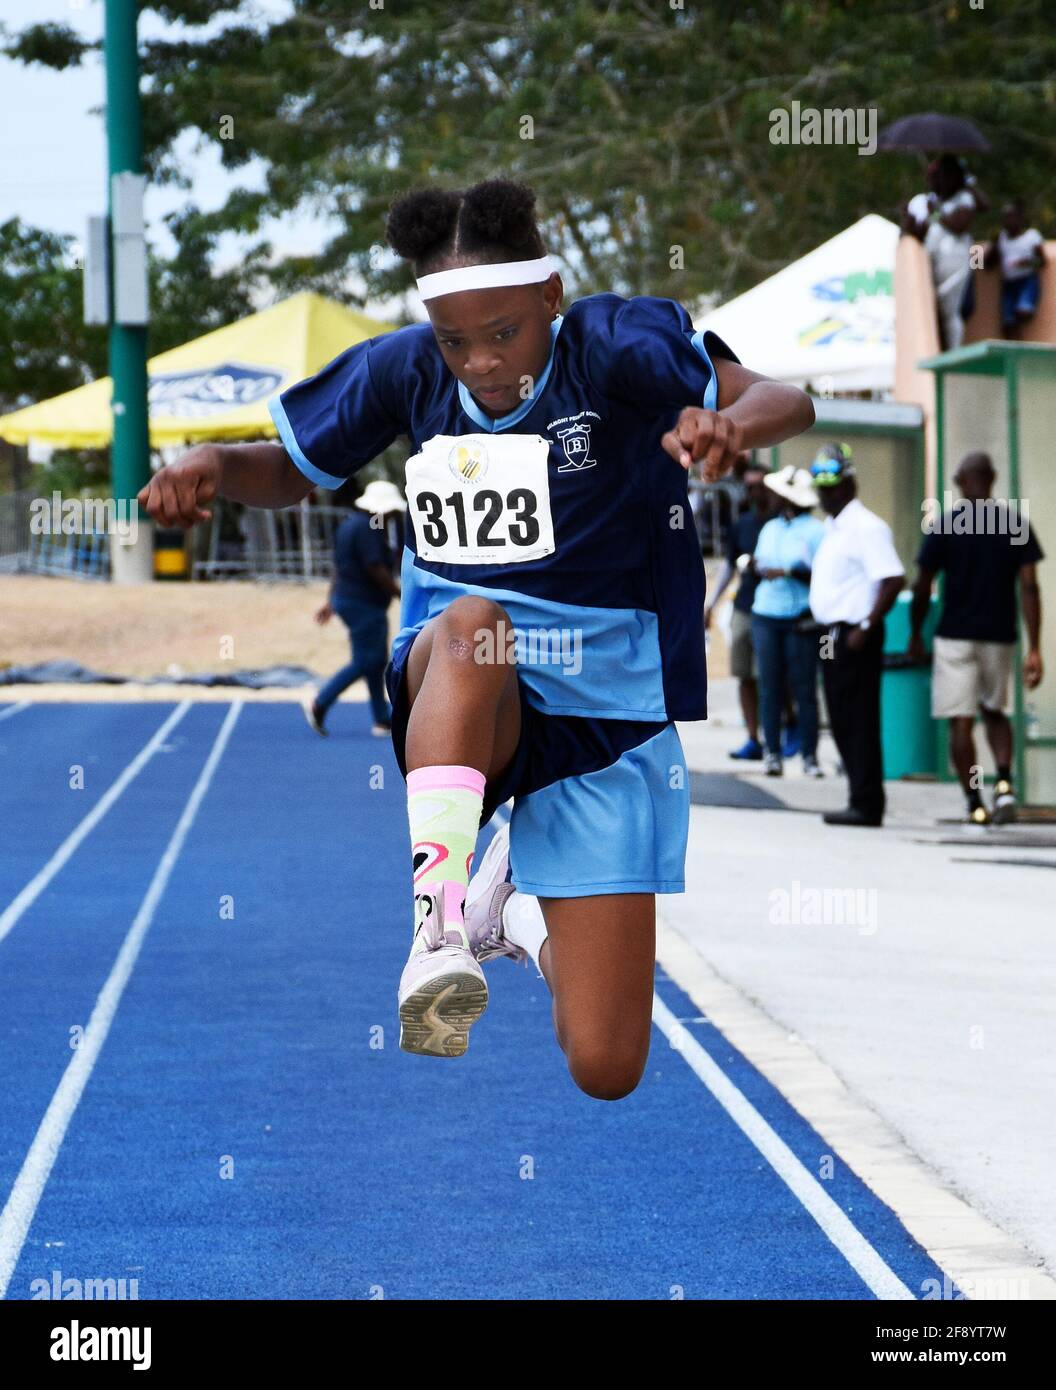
top-left (448, 440), bottom-right (489, 484)
top-left (547, 410), bottom-right (601, 472)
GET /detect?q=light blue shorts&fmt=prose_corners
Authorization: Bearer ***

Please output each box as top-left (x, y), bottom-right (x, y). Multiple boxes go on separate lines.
top-left (508, 722), bottom-right (690, 898)
top-left (387, 642), bottom-right (690, 898)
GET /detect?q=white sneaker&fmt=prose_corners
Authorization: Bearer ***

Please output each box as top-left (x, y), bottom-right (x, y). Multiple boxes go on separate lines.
top-left (397, 888), bottom-right (488, 1058)
top-left (803, 756), bottom-right (824, 778)
top-left (464, 822), bottom-right (527, 965)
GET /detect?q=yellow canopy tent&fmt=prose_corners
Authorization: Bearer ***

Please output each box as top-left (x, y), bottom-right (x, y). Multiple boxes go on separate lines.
top-left (0, 291), bottom-right (397, 449)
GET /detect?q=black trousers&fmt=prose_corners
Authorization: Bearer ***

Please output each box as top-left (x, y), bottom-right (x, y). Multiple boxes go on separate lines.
top-left (820, 620), bottom-right (886, 820)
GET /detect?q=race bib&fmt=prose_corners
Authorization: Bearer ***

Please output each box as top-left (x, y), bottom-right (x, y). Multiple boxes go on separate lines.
top-left (405, 433), bottom-right (555, 565)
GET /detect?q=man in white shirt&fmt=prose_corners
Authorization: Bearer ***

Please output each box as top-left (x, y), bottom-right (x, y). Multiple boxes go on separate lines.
top-left (808, 445), bottom-right (905, 827)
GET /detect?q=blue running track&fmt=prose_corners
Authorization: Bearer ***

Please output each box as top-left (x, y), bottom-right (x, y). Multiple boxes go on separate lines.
top-left (0, 700), bottom-right (956, 1300)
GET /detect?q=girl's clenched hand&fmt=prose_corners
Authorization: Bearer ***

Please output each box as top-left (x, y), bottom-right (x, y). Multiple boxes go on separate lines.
top-left (661, 408), bottom-right (745, 481)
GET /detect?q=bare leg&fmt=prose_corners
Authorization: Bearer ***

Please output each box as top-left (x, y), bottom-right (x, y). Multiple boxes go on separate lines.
top-left (949, 715), bottom-right (978, 795)
top-left (979, 706), bottom-right (1013, 773)
top-left (402, 596), bottom-right (655, 1100)
top-left (532, 893), bottom-right (656, 1101)
top-left (403, 595), bottom-right (522, 784)
top-left (394, 597), bottom-right (527, 1060)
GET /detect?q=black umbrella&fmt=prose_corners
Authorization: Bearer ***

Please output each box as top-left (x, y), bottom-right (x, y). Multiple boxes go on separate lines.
top-left (878, 114), bottom-right (991, 154)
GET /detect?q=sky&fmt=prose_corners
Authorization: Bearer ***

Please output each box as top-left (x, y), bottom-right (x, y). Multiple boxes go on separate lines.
top-left (0, 0), bottom-right (403, 313)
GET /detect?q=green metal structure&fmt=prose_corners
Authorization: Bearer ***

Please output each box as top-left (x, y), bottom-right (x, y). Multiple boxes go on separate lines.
top-left (104, 0), bottom-right (150, 520)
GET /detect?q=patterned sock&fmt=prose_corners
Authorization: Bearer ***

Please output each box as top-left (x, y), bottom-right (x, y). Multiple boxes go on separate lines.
top-left (502, 891), bottom-right (549, 974)
top-left (407, 765), bottom-right (486, 949)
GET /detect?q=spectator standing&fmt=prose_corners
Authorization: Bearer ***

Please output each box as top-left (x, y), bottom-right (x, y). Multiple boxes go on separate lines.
top-left (904, 155), bottom-right (988, 351)
top-left (751, 466), bottom-right (825, 778)
top-left (909, 451), bottom-right (1044, 825)
top-left (984, 201), bottom-right (1046, 335)
top-left (705, 457), bottom-right (776, 759)
top-left (304, 479), bottom-right (405, 737)
top-left (808, 445), bottom-right (905, 828)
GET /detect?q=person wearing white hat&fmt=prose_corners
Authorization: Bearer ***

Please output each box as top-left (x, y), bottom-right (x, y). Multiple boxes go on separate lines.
top-left (304, 478), bottom-right (406, 737)
top-left (355, 478), bottom-right (410, 517)
top-left (750, 466), bottom-right (825, 776)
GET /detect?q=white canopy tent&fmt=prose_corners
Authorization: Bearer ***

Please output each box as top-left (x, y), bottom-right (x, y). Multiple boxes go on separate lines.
top-left (699, 214), bottom-right (900, 393)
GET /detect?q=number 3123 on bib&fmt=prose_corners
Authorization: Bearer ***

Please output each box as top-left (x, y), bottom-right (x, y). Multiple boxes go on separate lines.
top-left (404, 434), bottom-right (557, 566)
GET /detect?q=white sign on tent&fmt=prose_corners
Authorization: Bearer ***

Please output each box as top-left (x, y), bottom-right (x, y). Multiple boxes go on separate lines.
top-left (699, 214), bottom-right (900, 393)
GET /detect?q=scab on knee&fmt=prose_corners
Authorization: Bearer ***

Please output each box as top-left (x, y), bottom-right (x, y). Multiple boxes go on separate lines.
top-left (446, 634), bottom-right (475, 662)
top-left (437, 594), bottom-right (515, 670)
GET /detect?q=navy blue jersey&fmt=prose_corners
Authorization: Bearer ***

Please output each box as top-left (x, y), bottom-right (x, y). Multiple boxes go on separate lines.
top-left (332, 511), bottom-right (392, 608)
top-left (269, 293), bottom-right (738, 721)
top-left (917, 504), bottom-right (1043, 644)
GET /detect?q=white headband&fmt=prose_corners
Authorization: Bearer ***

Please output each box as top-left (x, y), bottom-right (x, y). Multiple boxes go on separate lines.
top-left (416, 255), bottom-right (554, 301)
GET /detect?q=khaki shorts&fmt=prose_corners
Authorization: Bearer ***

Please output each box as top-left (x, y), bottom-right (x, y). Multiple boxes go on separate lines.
top-left (729, 606), bottom-right (757, 681)
top-left (932, 636), bottom-right (1014, 718)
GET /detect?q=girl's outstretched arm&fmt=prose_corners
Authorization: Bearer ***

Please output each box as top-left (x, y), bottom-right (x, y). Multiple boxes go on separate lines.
top-left (138, 442), bottom-right (313, 528)
top-left (661, 359), bottom-right (815, 481)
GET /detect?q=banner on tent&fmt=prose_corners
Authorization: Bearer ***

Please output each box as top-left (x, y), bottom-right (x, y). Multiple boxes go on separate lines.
top-left (148, 362), bottom-right (287, 418)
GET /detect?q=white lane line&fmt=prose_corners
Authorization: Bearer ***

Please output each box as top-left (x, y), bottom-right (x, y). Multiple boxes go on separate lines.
top-left (0, 702), bottom-right (191, 947)
top-left (0, 700), bottom-right (243, 1299)
top-left (655, 911), bottom-right (1056, 1300)
top-left (0, 702), bottom-right (30, 723)
top-left (651, 991), bottom-right (915, 1301)
top-left (492, 797), bottom-right (911, 1298)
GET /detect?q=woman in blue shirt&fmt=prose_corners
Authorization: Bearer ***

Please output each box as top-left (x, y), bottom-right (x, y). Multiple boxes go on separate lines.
top-left (751, 467), bottom-right (825, 776)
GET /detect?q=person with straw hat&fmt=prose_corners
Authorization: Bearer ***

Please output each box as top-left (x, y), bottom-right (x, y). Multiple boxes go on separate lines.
top-left (750, 465), bottom-right (825, 777)
top-left (303, 478), bottom-right (405, 737)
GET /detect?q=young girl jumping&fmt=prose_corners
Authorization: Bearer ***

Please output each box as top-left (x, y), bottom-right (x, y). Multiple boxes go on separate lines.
top-left (138, 179), bottom-right (814, 1101)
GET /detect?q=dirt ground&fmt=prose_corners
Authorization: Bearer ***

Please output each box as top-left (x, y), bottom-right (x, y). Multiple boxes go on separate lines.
top-left (0, 569), bottom-right (730, 700)
top-left (0, 575), bottom-right (378, 700)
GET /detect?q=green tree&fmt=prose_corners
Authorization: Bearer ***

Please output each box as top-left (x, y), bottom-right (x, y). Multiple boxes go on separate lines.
top-left (148, 205), bottom-right (268, 354)
top-left (0, 219), bottom-right (108, 415)
top-left (0, 212), bottom-right (264, 492)
top-left (0, 212), bottom-right (264, 415)
top-left (7, 1), bottom-right (1056, 310)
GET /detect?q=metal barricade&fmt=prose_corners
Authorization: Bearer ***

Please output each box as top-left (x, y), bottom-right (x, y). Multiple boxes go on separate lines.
top-left (0, 488), bottom-right (111, 579)
top-left (192, 500), bottom-right (369, 582)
